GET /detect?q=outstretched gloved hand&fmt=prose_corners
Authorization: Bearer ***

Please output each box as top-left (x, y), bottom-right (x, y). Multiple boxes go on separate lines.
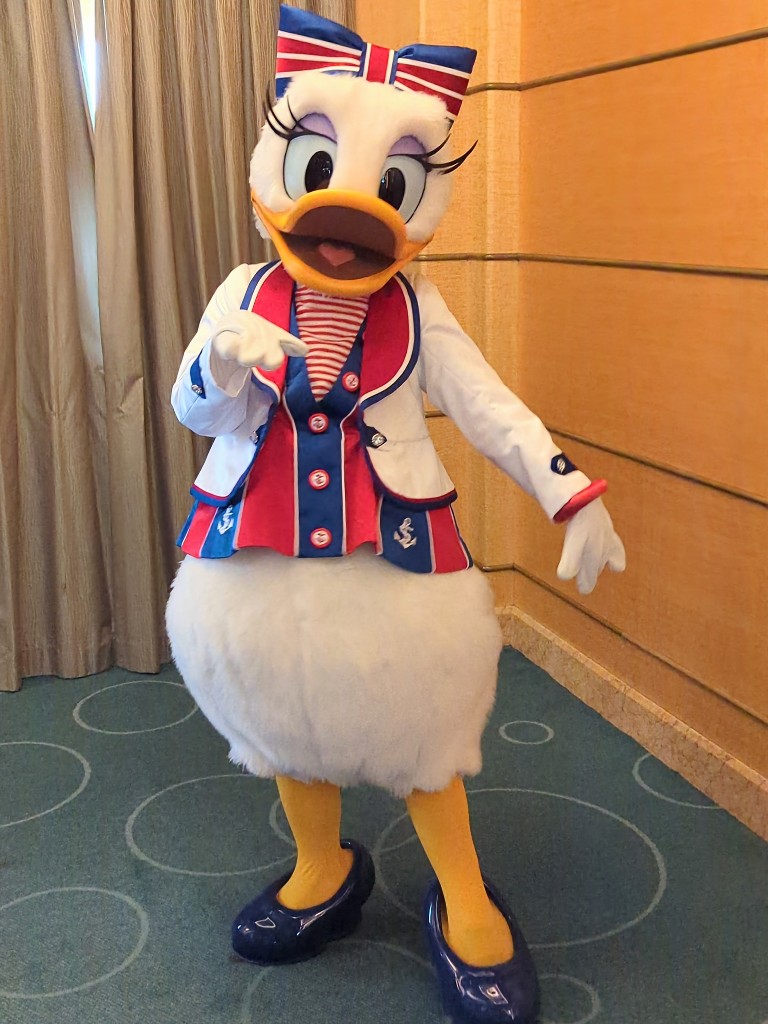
top-left (557, 498), bottom-right (626, 595)
top-left (211, 311), bottom-right (308, 370)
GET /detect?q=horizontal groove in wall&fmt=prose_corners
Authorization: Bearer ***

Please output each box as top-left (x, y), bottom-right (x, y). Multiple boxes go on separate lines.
top-left (428, 412), bottom-right (768, 509)
top-left (550, 428), bottom-right (768, 510)
top-left (419, 253), bottom-right (521, 264)
top-left (417, 252), bottom-right (768, 280)
top-left (466, 26), bottom-right (768, 95)
top-left (522, 254), bottom-right (768, 280)
top-left (482, 564), bottom-right (768, 729)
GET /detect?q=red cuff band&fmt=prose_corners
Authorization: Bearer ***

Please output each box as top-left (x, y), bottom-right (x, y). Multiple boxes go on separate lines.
top-left (553, 479), bottom-right (608, 524)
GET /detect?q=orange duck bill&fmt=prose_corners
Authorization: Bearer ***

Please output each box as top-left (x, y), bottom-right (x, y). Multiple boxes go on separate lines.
top-left (251, 189), bottom-right (429, 298)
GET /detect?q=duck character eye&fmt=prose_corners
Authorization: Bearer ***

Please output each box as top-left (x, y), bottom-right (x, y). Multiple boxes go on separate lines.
top-left (377, 156), bottom-right (427, 222)
top-left (284, 134), bottom-right (338, 199)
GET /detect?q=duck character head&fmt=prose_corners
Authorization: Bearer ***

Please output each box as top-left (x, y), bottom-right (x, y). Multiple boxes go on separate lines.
top-left (249, 5), bottom-right (477, 298)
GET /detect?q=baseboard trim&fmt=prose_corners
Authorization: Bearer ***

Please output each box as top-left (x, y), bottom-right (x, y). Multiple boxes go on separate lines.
top-left (499, 606), bottom-right (768, 842)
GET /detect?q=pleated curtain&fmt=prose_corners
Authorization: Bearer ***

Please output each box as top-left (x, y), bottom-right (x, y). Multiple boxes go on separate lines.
top-left (0, 0), bottom-right (354, 692)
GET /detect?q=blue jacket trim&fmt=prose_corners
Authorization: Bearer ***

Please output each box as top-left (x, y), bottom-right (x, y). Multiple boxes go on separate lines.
top-left (189, 353), bottom-right (206, 399)
top-left (240, 261), bottom-right (281, 312)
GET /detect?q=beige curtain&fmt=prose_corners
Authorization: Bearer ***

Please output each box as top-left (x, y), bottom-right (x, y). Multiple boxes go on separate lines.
top-left (94, 0), bottom-right (353, 673)
top-left (1, 0), bottom-right (353, 691)
top-left (0, 0), bottom-right (109, 691)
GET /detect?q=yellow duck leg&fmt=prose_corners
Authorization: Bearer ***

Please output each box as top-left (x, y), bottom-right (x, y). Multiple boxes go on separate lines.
top-left (276, 776), bottom-right (354, 909)
top-left (406, 776), bottom-right (514, 967)
top-left (274, 774), bottom-right (512, 967)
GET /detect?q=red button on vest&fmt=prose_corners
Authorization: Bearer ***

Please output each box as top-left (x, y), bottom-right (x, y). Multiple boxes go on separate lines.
top-left (309, 469), bottom-right (330, 490)
top-left (310, 528), bottom-right (332, 549)
top-left (342, 372), bottom-right (360, 393)
top-left (308, 413), bottom-right (329, 433)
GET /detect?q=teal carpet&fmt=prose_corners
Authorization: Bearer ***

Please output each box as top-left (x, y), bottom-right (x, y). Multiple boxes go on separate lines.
top-left (1, 648), bottom-right (767, 1024)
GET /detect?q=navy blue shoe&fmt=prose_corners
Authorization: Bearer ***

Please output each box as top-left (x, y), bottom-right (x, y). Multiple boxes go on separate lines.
top-left (424, 879), bottom-right (540, 1023)
top-left (232, 839), bottom-right (375, 965)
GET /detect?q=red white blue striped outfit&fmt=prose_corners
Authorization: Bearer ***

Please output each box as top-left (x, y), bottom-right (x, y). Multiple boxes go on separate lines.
top-left (177, 264), bottom-right (473, 574)
top-left (295, 286), bottom-right (368, 400)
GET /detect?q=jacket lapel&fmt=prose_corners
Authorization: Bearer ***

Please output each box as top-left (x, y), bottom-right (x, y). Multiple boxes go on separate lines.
top-left (244, 261), bottom-right (293, 399)
top-left (359, 273), bottom-right (420, 410)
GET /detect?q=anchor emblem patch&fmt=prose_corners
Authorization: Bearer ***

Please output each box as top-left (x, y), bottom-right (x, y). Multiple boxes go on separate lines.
top-left (217, 506), bottom-right (235, 535)
top-left (394, 517), bottom-right (417, 549)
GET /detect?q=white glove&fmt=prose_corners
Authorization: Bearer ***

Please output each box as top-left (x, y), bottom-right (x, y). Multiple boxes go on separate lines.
top-left (557, 497), bottom-right (626, 595)
top-left (210, 311), bottom-right (308, 370)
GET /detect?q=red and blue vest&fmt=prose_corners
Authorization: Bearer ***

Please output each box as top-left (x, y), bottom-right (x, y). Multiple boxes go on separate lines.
top-left (177, 264), bottom-right (472, 574)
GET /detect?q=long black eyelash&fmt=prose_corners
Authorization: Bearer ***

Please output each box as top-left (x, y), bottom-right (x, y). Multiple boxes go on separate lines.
top-left (263, 92), bottom-right (311, 141)
top-left (263, 92), bottom-right (292, 140)
top-left (417, 140), bottom-right (478, 176)
top-left (286, 96), bottom-right (311, 134)
top-left (421, 134), bottom-right (453, 159)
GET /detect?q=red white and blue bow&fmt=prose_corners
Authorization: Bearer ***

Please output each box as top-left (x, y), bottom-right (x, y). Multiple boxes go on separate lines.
top-left (275, 5), bottom-right (477, 121)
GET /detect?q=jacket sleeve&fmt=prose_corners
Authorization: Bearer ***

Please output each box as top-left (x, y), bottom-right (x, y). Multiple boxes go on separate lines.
top-left (413, 272), bottom-right (601, 521)
top-left (171, 264), bottom-right (267, 437)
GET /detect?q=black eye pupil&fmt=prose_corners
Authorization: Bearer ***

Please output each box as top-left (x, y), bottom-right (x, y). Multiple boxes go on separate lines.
top-left (379, 167), bottom-right (406, 210)
top-left (305, 151), bottom-right (333, 192)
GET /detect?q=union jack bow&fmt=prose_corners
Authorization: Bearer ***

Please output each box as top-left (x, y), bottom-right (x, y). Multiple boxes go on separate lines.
top-left (276, 5), bottom-right (477, 121)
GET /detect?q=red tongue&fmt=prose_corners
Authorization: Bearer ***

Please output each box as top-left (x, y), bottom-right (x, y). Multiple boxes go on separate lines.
top-left (318, 241), bottom-right (356, 267)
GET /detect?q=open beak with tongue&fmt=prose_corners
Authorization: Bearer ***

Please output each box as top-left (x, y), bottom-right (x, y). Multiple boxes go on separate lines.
top-left (251, 188), bottom-right (429, 298)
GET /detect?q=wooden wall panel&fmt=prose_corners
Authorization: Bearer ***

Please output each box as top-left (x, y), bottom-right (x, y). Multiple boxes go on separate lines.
top-left (485, 460), bottom-right (531, 566)
top-left (515, 574), bottom-right (768, 776)
top-left (354, 5), bottom-right (419, 50)
top-left (521, 0), bottom-right (768, 81)
top-left (520, 42), bottom-right (768, 268)
top-left (422, 0), bottom-right (522, 84)
top-left (418, 259), bottom-right (520, 369)
top-left (486, 92), bottom-right (521, 253)
top-left (511, 435), bottom-right (768, 721)
top-left (516, 262), bottom-right (768, 500)
top-left (488, 567), bottom-right (515, 609)
top-left (488, 0), bottom-right (522, 83)
top-left (421, 0), bottom-right (490, 84)
top-left (427, 89), bottom-right (520, 255)
top-left (482, 260), bottom-right (520, 397)
top-left (425, 92), bottom-right (488, 256)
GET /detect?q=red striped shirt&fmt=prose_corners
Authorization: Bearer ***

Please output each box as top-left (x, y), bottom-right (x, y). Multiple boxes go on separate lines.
top-left (295, 286), bottom-right (369, 399)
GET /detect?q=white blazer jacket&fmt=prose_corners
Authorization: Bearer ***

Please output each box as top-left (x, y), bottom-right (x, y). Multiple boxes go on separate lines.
top-left (171, 263), bottom-right (593, 521)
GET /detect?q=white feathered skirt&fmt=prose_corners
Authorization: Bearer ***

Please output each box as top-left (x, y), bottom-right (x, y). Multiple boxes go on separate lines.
top-left (166, 547), bottom-right (502, 797)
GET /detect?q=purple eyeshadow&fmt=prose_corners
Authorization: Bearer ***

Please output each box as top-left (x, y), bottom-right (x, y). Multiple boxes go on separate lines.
top-left (388, 135), bottom-right (426, 157)
top-left (299, 113), bottom-right (337, 141)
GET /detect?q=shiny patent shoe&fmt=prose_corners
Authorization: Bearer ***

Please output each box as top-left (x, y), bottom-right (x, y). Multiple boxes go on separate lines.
top-left (424, 879), bottom-right (540, 1023)
top-left (232, 839), bottom-right (375, 965)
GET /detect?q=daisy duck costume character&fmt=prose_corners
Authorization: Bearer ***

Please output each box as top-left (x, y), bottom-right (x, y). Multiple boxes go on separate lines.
top-left (166, 7), bottom-right (626, 1022)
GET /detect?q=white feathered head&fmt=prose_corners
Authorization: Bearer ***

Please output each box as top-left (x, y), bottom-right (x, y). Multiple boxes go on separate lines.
top-left (249, 5), bottom-right (477, 297)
